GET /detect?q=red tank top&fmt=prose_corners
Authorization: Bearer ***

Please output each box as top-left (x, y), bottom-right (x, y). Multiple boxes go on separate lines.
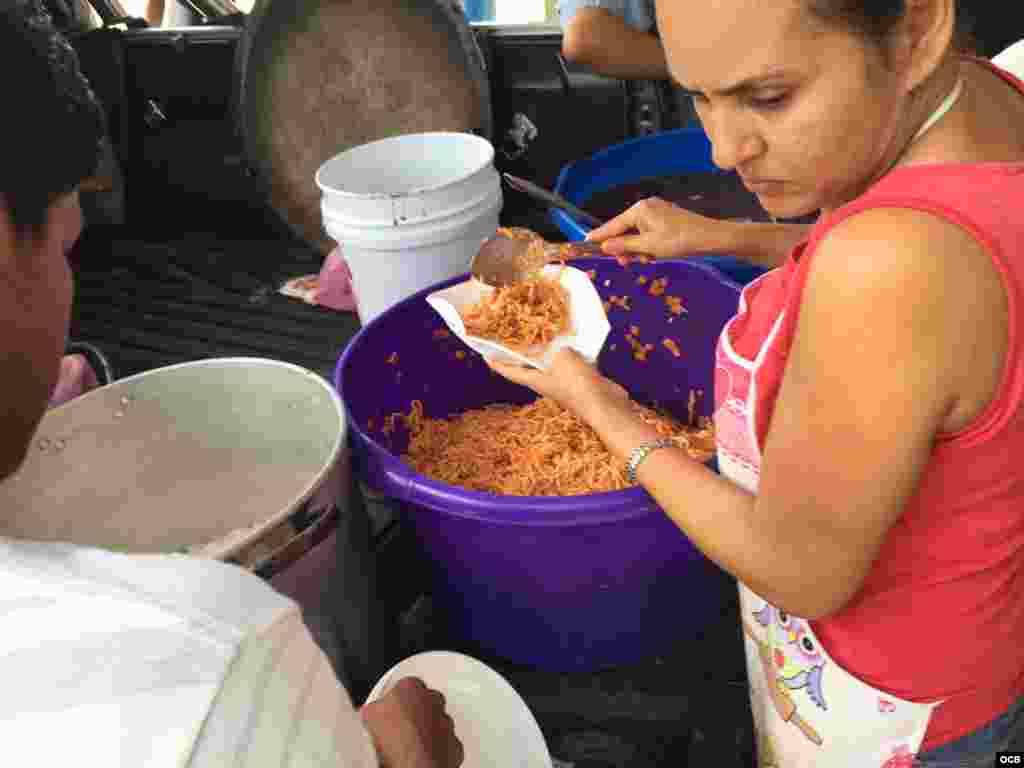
top-left (715, 60), bottom-right (1024, 750)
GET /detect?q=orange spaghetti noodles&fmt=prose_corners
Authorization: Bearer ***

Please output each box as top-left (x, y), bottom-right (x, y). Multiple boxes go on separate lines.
top-left (393, 397), bottom-right (715, 496)
top-left (462, 276), bottom-right (571, 351)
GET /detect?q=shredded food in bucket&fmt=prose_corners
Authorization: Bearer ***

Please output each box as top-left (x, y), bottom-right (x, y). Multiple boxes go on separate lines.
top-left (391, 397), bottom-right (715, 496)
top-left (462, 276), bottom-right (571, 351)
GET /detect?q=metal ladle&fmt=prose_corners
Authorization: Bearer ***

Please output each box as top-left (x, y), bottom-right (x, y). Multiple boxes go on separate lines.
top-left (470, 174), bottom-right (645, 287)
top-left (470, 235), bottom-right (608, 288)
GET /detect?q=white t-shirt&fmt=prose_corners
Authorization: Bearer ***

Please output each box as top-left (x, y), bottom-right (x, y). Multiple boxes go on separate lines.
top-left (0, 538), bottom-right (378, 767)
top-left (994, 40), bottom-right (1024, 81)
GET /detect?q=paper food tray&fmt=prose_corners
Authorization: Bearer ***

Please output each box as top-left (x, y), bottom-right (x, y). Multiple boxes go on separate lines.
top-left (365, 651), bottom-right (553, 768)
top-left (426, 265), bottom-right (611, 370)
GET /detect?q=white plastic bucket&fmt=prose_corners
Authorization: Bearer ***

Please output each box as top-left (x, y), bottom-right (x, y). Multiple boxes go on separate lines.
top-left (315, 132), bottom-right (502, 325)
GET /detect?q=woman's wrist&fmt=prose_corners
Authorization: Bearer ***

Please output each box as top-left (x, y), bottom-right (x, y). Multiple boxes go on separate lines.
top-left (576, 388), bottom-right (627, 433)
top-left (578, 392), bottom-right (662, 464)
top-left (708, 217), bottom-right (748, 256)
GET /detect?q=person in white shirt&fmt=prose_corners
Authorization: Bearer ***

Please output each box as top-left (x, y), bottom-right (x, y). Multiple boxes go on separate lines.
top-left (0, 2), bottom-right (461, 766)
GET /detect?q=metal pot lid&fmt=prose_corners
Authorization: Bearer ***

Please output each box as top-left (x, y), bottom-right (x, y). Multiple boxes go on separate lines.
top-left (236, 0), bottom-right (492, 256)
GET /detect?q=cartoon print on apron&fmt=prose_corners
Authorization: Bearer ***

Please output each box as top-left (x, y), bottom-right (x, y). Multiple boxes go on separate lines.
top-left (714, 282), bottom-right (943, 768)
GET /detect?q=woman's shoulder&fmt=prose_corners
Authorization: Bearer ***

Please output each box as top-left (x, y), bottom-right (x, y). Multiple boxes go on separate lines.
top-left (804, 203), bottom-right (1007, 429)
top-left (834, 160), bottom-right (1024, 241)
top-left (813, 168), bottom-right (1017, 284)
top-left (879, 159), bottom-right (1024, 187)
top-left (803, 199), bottom-right (1005, 360)
top-left (813, 203), bottom-right (988, 276)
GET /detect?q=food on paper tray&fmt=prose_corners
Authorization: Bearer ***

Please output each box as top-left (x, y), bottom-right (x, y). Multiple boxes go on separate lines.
top-left (461, 275), bottom-right (571, 352)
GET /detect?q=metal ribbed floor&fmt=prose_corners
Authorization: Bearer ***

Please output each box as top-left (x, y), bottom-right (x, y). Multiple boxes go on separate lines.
top-left (69, 232), bottom-right (360, 381)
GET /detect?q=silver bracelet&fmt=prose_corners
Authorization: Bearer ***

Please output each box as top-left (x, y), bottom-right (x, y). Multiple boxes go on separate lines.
top-left (626, 438), bottom-right (676, 484)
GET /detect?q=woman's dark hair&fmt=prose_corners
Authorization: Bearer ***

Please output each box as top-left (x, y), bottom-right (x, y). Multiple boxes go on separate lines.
top-left (808, 0), bottom-right (977, 54)
top-left (0, 0), bottom-right (105, 242)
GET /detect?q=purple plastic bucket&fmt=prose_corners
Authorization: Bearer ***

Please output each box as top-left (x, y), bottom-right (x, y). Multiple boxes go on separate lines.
top-left (335, 257), bottom-right (742, 671)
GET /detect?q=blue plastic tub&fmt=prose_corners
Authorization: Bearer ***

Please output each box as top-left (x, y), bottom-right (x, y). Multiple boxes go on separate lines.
top-left (551, 127), bottom-right (770, 286)
top-left (335, 257), bottom-right (741, 671)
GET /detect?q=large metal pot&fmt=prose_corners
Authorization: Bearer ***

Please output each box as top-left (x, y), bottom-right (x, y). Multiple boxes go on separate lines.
top-left (0, 358), bottom-right (373, 683)
top-left (234, 0), bottom-right (493, 256)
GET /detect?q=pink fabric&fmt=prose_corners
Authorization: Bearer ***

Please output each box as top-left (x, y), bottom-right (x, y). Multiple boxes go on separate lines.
top-left (48, 354), bottom-right (100, 408)
top-left (316, 247), bottom-right (358, 312)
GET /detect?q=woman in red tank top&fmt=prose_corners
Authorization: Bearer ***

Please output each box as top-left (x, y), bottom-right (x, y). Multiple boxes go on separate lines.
top-left (491, 2), bottom-right (1024, 765)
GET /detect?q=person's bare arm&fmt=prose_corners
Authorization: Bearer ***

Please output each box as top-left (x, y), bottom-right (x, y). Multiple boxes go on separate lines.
top-left (588, 209), bottom-right (983, 618)
top-left (145, 0), bottom-right (164, 26)
top-left (495, 208), bottom-right (995, 620)
top-left (718, 220), bottom-right (814, 269)
top-left (561, 7), bottom-right (668, 80)
top-left (588, 197), bottom-right (813, 268)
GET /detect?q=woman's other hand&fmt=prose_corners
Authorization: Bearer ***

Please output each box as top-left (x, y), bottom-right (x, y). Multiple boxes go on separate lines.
top-left (586, 197), bottom-right (732, 261)
top-left (487, 348), bottom-right (629, 422)
top-left (360, 677), bottom-right (464, 768)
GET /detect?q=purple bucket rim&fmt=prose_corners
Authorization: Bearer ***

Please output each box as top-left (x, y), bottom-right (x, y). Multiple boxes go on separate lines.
top-left (334, 257), bottom-right (738, 527)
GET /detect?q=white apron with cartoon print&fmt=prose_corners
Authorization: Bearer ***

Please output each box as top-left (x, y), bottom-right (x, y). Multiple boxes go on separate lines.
top-left (714, 275), bottom-right (943, 768)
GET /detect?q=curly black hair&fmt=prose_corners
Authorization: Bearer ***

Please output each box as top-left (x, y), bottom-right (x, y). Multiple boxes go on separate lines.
top-left (0, 0), bottom-right (105, 242)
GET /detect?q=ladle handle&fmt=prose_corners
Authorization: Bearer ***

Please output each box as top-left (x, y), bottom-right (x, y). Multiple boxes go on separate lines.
top-left (502, 173), bottom-right (606, 230)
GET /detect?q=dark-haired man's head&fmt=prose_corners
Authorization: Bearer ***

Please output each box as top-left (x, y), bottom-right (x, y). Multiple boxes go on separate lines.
top-left (1, 0), bottom-right (105, 240)
top-left (1, 0), bottom-right (105, 480)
